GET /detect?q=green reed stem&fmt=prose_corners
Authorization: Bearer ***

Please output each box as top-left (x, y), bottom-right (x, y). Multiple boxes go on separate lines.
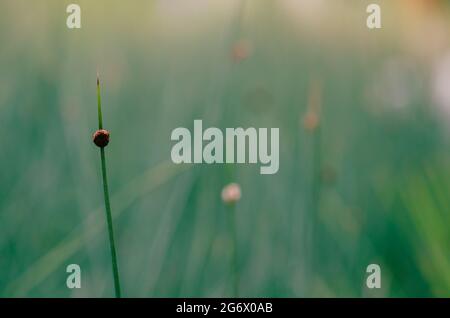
top-left (227, 203), bottom-right (239, 297)
top-left (97, 74), bottom-right (122, 298)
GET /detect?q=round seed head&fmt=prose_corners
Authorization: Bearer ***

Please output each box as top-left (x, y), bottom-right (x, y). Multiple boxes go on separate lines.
top-left (93, 129), bottom-right (110, 148)
top-left (221, 183), bottom-right (241, 205)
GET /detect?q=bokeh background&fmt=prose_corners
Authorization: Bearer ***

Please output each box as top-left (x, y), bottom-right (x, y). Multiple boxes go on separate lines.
top-left (0, 0), bottom-right (449, 297)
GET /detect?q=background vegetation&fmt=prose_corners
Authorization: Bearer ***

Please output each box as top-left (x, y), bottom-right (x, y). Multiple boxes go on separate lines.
top-left (0, 0), bottom-right (449, 297)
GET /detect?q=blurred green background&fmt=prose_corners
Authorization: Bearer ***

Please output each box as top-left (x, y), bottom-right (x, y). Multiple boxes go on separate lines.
top-left (0, 0), bottom-right (449, 297)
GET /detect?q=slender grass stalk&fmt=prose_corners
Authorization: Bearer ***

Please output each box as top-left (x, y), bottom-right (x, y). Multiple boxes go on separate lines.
top-left (96, 73), bottom-right (122, 298)
top-left (310, 123), bottom-right (322, 267)
top-left (227, 203), bottom-right (239, 297)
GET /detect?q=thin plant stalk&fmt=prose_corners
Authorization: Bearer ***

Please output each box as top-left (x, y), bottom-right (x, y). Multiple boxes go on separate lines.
top-left (308, 79), bottom-right (322, 276)
top-left (97, 74), bottom-right (122, 298)
top-left (227, 203), bottom-right (239, 297)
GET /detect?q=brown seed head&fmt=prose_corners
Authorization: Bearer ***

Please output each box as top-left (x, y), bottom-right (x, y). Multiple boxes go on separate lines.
top-left (93, 129), bottom-right (110, 148)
